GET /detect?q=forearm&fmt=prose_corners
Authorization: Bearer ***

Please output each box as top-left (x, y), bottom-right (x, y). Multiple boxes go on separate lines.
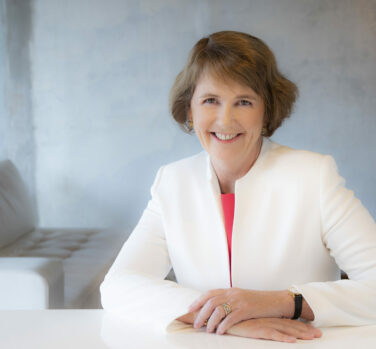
top-left (293, 279), bottom-right (376, 327)
top-left (302, 298), bottom-right (314, 321)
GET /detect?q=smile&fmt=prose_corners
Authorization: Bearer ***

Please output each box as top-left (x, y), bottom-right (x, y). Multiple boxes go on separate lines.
top-left (211, 132), bottom-right (241, 143)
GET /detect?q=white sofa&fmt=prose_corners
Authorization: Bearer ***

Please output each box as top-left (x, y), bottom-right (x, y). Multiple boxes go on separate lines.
top-left (0, 160), bottom-right (127, 309)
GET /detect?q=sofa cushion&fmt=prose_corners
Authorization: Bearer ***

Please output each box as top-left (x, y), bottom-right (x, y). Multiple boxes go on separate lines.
top-left (0, 227), bottom-right (127, 308)
top-left (0, 160), bottom-right (36, 249)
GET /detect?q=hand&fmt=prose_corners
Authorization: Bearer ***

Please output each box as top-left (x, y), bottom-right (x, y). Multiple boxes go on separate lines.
top-left (176, 311), bottom-right (197, 324)
top-left (189, 288), bottom-right (293, 334)
top-left (227, 318), bottom-right (322, 343)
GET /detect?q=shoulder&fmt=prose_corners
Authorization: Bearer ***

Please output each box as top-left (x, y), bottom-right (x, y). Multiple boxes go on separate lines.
top-left (267, 139), bottom-right (326, 162)
top-left (151, 151), bottom-right (207, 194)
top-left (265, 139), bottom-right (332, 171)
top-left (261, 139), bottom-right (338, 186)
top-left (162, 151), bottom-right (207, 174)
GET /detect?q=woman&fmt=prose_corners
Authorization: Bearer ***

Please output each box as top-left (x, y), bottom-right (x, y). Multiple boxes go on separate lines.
top-left (100, 31), bottom-right (376, 343)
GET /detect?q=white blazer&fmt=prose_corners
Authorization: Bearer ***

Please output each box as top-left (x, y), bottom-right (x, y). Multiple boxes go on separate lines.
top-left (100, 138), bottom-right (376, 332)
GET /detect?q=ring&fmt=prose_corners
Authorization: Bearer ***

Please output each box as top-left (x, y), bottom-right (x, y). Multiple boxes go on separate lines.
top-left (222, 303), bottom-right (232, 316)
top-left (204, 320), bottom-right (208, 326)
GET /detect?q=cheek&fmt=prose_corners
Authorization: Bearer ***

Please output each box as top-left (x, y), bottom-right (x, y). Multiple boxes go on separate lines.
top-left (194, 123), bottom-right (211, 142)
top-left (242, 120), bottom-right (262, 134)
top-left (246, 112), bottom-right (264, 131)
top-left (192, 111), bottom-right (212, 131)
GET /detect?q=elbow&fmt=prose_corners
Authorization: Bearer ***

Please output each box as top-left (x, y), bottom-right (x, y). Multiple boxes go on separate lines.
top-left (100, 277), bottom-right (114, 310)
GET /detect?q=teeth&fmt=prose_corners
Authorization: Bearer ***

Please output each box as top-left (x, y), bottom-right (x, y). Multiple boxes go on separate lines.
top-left (215, 132), bottom-right (238, 140)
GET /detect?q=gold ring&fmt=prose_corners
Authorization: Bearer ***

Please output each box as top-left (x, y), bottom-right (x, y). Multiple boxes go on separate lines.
top-left (204, 319), bottom-right (208, 326)
top-left (222, 303), bottom-right (232, 316)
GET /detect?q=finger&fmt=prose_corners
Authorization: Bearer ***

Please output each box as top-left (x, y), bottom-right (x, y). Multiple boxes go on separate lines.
top-left (269, 320), bottom-right (319, 340)
top-left (194, 296), bottom-right (224, 328)
top-left (206, 306), bottom-right (226, 333)
top-left (313, 328), bottom-right (322, 338)
top-left (256, 328), bottom-right (296, 343)
top-left (291, 321), bottom-right (322, 338)
top-left (216, 313), bottom-right (239, 335)
top-left (303, 323), bottom-right (322, 338)
top-left (275, 319), bottom-right (312, 332)
top-left (189, 289), bottom-right (223, 312)
top-left (276, 325), bottom-right (315, 340)
top-left (304, 326), bottom-right (322, 338)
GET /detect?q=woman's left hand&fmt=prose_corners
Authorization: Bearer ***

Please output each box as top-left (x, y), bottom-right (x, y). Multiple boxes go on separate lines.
top-left (188, 288), bottom-right (293, 334)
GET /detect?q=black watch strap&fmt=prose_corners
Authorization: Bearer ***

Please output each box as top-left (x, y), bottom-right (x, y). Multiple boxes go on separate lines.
top-left (291, 293), bottom-right (303, 320)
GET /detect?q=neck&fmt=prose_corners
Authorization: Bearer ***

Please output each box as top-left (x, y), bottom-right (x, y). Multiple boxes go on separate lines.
top-left (211, 137), bottom-right (263, 194)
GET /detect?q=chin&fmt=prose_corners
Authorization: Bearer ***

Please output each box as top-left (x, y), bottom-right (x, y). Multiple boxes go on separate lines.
top-left (212, 153), bottom-right (239, 166)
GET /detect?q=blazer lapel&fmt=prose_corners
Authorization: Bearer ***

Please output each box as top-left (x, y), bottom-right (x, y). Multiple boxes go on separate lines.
top-left (203, 154), bottom-right (232, 288)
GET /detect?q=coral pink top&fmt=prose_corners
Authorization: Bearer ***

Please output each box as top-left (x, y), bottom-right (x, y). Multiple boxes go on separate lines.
top-left (221, 193), bottom-right (235, 287)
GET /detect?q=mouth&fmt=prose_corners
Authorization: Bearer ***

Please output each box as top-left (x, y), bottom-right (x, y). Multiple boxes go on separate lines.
top-left (210, 132), bottom-right (242, 143)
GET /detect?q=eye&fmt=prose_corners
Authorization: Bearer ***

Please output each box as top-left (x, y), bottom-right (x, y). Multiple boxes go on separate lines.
top-left (239, 99), bottom-right (252, 106)
top-left (203, 97), bottom-right (217, 104)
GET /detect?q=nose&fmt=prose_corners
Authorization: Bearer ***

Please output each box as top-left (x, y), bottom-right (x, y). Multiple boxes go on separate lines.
top-left (218, 103), bottom-right (233, 127)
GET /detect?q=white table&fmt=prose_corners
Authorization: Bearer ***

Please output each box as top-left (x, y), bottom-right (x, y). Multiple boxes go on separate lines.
top-left (1, 310), bottom-right (376, 349)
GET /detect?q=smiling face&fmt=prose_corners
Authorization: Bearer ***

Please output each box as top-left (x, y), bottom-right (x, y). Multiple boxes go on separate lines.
top-left (188, 71), bottom-right (265, 176)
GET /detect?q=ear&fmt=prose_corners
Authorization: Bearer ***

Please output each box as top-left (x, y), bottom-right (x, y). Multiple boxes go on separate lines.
top-left (187, 107), bottom-right (192, 122)
top-left (262, 115), bottom-right (268, 128)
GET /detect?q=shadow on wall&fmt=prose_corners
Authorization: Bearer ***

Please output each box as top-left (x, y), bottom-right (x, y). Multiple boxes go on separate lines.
top-left (1, 0), bottom-right (36, 209)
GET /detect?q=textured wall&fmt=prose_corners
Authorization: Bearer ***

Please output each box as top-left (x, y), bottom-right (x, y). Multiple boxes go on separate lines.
top-left (0, 0), bottom-right (36, 209)
top-left (27, 0), bottom-right (375, 229)
top-left (0, 1), bottom-right (5, 159)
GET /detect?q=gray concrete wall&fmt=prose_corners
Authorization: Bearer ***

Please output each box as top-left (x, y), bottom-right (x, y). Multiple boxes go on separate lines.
top-left (0, 1), bottom-right (5, 160)
top-left (0, 0), bottom-right (36, 210)
top-left (4, 0), bottom-right (376, 230)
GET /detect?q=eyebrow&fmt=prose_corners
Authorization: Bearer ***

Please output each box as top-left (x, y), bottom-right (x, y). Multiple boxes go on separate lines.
top-left (199, 93), bottom-right (258, 100)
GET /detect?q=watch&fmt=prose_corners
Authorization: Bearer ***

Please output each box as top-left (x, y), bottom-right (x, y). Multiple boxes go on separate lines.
top-left (288, 288), bottom-right (303, 320)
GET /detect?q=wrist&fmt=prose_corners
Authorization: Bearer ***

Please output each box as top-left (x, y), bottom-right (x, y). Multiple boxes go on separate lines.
top-left (288, 290), bottom-right (303, 320)
top-left (280, 290), bottom-right (295, 319)
top-left (282, 288), bottom-right (315, 321)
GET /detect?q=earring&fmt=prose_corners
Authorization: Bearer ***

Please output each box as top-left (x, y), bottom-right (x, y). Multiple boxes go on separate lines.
top-left (187, 119), bottom-right (193, 130)
top-left (261, 127), bottom-right (267, 136)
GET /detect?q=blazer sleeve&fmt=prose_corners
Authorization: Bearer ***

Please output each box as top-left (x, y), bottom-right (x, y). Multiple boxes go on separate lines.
top-left (100, 167), bottom-right (202, 333)
top-left (293, 155), bottom-right (376, 327)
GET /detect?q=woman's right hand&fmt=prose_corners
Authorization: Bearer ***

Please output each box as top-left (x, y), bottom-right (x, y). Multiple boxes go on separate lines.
top-left (226, 318), bottom-right (322, 343)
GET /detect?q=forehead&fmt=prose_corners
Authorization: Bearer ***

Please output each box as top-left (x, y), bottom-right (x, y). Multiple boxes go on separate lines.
top-left (193, 70), bottom-right (259, 97)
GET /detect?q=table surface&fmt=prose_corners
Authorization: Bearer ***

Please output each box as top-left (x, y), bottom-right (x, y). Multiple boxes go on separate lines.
top-left (1, 310), bottom-right (376, 349)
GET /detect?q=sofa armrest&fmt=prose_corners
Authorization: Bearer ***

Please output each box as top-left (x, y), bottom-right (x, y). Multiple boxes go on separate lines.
top-left (0, 257), bottom-right (64, 309)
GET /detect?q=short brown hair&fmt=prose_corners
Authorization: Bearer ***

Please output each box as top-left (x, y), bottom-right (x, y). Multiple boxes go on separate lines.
top-left (169, 31), bottom-right (298, 137)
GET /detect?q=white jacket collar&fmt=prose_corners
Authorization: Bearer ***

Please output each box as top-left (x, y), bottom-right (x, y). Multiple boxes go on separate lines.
top-left (205, 137), bottom-right (272, 185)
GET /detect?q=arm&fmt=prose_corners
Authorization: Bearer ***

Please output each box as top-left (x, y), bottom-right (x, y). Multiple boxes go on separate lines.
top-left (292, 155), bottom-right (376, 327)
top-left (100, 167), bottom-right (202, 332)
top-left (186, 155), bottom-right (376, 331)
